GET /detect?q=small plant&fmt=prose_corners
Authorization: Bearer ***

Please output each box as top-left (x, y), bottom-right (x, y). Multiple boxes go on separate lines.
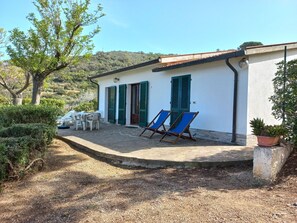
top-left (250, 118), bottom-right (287, 147)
top-left (262, 125), bottom-right (287, 137)
top-left (250, 118), bottom-right (286, 137)
top-left (250, 118), bottom-right (265, 136)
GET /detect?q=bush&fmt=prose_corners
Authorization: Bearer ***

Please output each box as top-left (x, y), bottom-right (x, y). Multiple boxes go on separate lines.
top-left (73, 99), bottom-right (97, 112)
top-left (0, 105), bottom-right (59, 127)
top-left (40, 98), bottom-right (65, 111)
top-left (0, 123), bottom-right (56, 145)
top-left (0, 123), bottom-right (55, 181)
top-left (270, 59), bottom-right (297, 145)
top-left (23, 98), bottom-right (65, 111)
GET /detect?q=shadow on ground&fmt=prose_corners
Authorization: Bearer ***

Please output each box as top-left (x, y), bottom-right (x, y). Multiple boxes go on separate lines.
top-left (0, 140), bottom-right (259, 223)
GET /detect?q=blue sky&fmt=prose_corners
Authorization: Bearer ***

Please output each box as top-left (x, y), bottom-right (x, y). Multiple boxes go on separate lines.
top-left (0, 0), bottom-right (297, 55)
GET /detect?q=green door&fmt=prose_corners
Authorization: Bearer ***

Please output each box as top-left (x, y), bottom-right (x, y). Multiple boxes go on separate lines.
top-left (170, 75), bottom-right (191, 124)
top-left (118, 84), bottom-right (127, 125)
top-left (139, 81), bottom-right (149, 127)
top-left (107, 86), bottom-right (116, 123)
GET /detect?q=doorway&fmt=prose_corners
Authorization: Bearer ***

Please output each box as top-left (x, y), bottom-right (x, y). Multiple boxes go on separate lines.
top-left (130, 84), bottom-right (140, 125)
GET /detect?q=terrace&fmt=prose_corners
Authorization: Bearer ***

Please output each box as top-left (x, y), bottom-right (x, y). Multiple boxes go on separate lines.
top-left (57, 123), bottom-right (254, 168)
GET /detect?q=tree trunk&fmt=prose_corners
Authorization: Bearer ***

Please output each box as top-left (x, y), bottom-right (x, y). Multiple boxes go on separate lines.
top-left (12, 93), bottom-right (23, 105)
top-left (32, 77), bottom-right (44, 105)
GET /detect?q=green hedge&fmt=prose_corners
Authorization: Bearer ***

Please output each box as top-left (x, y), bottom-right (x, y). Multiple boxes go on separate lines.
top-left (0, 124), bottom-right (55, 181)
top-left (0, 105), bottom-right (59, 127)
top-left (0, 123), bottom-right (56, 145)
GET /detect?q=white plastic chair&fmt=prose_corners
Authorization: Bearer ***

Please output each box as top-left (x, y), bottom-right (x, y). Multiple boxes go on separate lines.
top-left (72, 113), bottom-right (86, 130)
top-left (85, 113), bottom-right (100, 131)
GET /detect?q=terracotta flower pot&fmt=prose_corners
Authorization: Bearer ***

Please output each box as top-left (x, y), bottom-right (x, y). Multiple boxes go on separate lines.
top-left (257, 136), bottom-right (280, 147)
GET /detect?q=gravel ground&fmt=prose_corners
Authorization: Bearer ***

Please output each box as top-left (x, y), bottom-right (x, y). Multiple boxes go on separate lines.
top-left (0, 139), bottom-right (296, 223)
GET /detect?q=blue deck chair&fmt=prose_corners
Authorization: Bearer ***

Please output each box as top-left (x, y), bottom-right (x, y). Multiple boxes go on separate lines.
top-left (160, 111), bottom-right (199, 144)
top-left (139, 110), bottom-right (171, 138)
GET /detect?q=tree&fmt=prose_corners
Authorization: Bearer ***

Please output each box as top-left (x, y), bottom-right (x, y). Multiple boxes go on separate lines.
top-left (0, 28), bottom-right (30, 105)
top-left (270, 60), bottom-right (297, 145)
top-left (238, 41), bottom-right (263, 50)
top-left (0, 63), bottom-right (30, 105)
top-left (7, 0), bottom-right (104, 104)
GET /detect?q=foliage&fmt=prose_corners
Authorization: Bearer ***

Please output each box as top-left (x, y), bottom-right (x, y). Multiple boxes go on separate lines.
top-left (0, 63), bottom-right (30, 104)
top-left (0, 123), bottom-right (55, 181)
top-left (0, 123), bottom-right (56, 144)
top-left (40, 98), bottom-right (65, 111)
top-left (0, 105), bottom-right (59, 127)
top-left (250, 118), bottom-right (286, 137)
top-left (73, 99), bottom-right (96, 112)
top-left (7, 0), bottom-right (104, 104)
top-left (250, 118), bottom-right (265, 136)
top-left (238, 41), bottom-right (263, 50)
top-left (0, 28), bottom-right (6, 58)
top-left (270, 59), bottom-right (297, 145)
top-left (0, 94), bottom-right (10, 105)
top-left (262, 125), bottom-right (287, 137)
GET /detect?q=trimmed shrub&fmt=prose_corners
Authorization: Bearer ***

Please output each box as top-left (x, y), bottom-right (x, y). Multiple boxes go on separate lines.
top-left (0, 124), bottom-right (55, 181)
top-left (0, 123), bottom-right (56, 145)
top-left (0, 105), bottom-right (59, 127)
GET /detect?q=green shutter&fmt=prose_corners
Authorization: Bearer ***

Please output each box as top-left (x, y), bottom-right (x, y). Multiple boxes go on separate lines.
top-left (170, 75), bottom-right (191, 125)
top-left (170, 77), bottom-right (180, 125)
top-left (139, 81), bottom-right (149, 127)
top-left (108, 86), bottom-right (116, 123)
top-left (118, 84), bottom-right (127, 125)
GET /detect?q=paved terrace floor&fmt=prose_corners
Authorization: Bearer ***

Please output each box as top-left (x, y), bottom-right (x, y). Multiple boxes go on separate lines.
top-left (57, 123), bottom-right (254, 168)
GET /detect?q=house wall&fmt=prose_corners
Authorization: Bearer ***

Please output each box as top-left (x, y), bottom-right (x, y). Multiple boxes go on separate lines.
top-left (246, 48), bottom-right (297, 135)
top-left (96, 57), bottom-right (249, 144)
top-left (163, 58), bottom-right (248, 136)
top-left (97, 64), bottom-right (171, 125)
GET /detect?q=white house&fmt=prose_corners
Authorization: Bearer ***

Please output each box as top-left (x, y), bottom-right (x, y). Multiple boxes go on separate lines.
top-left (90, 42), bottom-right (297, 146)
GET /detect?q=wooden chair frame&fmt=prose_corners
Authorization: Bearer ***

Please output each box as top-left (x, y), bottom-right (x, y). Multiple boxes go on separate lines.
top-left (139, 110), bottom-right (171, 138)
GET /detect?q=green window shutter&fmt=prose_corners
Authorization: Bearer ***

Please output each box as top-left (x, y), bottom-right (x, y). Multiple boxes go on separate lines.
top-left (139, 81), bottom-right (149, 127)
top-left (170, 75), bottom-right (191, 125)
top-left (108, 86), bottom-right (117, 124)
top-left (181, 75), bottom-right (191, 112)
top-left (118, 84), bottom-right (127, 125)
top-left (170, 77), bottom-right (180, 125)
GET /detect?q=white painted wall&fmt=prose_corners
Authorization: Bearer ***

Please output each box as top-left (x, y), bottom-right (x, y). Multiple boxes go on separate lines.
top-left (97, 64), bottom-right (171, 124)
top-left (247, 49), bottom-right (297, 134)
top-left (165, 58), bottom-right (248, 134)
top-left (96, 57), bottom-right (249, 135)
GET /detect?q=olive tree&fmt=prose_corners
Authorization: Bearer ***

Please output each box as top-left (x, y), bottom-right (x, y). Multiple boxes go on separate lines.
top-left (7, 0), bottom-right (104, 104)
top-left (0, 28), bottom-right (30, 105)
top-left (0, 63), bottom-right (30, 105)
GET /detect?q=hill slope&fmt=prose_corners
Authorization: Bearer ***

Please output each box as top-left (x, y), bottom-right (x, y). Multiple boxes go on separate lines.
top-left (42, 51), bottom-right (165, 107)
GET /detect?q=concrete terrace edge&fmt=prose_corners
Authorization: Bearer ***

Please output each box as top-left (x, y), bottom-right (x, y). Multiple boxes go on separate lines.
top-left (56, 135), bottom-right (253, 169)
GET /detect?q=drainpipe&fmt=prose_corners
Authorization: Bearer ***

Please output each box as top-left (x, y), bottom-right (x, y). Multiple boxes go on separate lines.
top-left (225, 58), bottom-right (238, 143)
top-left (89, 77), bottom-right (100, 111)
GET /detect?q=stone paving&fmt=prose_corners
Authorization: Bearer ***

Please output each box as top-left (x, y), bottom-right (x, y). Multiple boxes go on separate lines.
top-left (57, 123), bottom-right (254, 168)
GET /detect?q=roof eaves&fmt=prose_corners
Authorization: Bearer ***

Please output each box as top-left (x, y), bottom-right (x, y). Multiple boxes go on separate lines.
top-left (89, 58), bottom-right (160, 79)
top-left (152, 50), bottom-right (245, 72)
top-left (245, 42), bottom-right (297, 55)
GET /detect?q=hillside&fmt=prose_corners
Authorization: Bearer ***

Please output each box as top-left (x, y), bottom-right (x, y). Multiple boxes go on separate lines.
top-left (42, 51), bottom-right (165, 107)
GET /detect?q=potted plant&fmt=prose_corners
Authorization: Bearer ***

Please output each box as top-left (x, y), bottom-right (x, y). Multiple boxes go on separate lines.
top-left (250, 118), bottom-right (287, 147)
